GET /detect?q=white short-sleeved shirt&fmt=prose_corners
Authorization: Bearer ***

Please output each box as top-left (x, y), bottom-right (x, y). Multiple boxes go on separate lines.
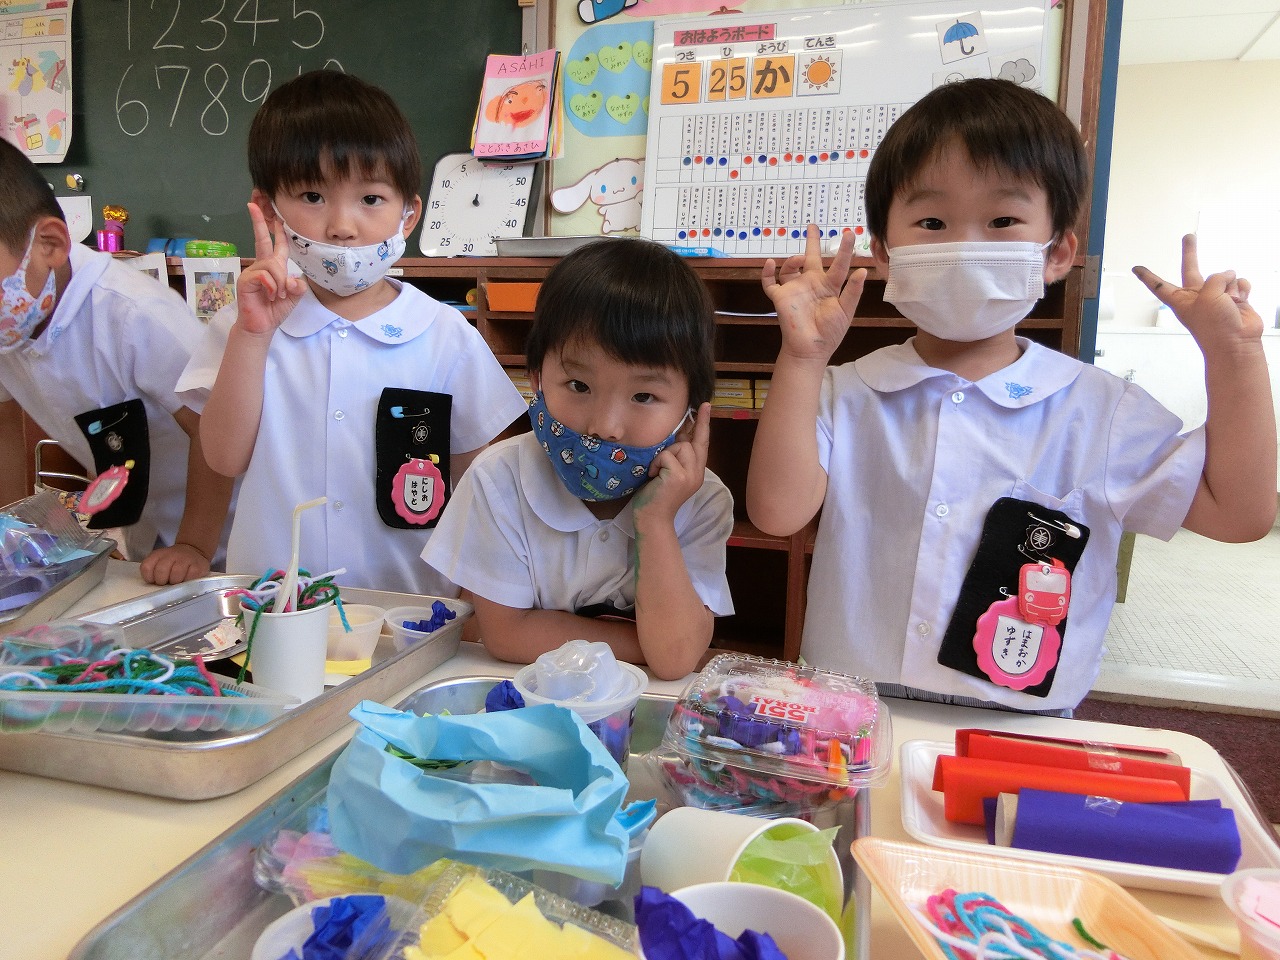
top-left (803, 337), bottom-right (1204, 711)
top-left (421, 432), bottom-right (735, 617)
top-left (177, 281), bottom-right (527, 596)
top-left (0, 244), bottom-right (218, 561)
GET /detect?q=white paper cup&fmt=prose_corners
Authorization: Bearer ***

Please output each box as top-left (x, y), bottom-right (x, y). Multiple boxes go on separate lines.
top-left (326, 603), bottom-right (385, 661)
top-left (640, 807), bottom-right (841, 901)
top-left (242, 601), bottom-right (331, 703)
top-left (672, 881), bottom-right (845, 960)
top-left (1223, 869), bottom-right (1280, 960)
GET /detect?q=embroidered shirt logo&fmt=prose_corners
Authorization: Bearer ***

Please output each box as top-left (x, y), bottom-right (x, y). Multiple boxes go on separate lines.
top-left (1005, 381), bottom-right (1033, 400)
top-left (380, 324), bottom-right (404, 339)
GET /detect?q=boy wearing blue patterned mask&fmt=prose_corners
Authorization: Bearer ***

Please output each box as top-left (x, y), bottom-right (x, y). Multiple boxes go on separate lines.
top-left (423, 238), bottom-right (734, 680)
top-left (182, 71), bottom-right (526, 595)
top-left (748, 78), bottom-right (1275, 713)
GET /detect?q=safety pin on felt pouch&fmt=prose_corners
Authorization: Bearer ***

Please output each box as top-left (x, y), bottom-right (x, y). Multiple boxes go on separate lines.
top-left (391, 405), bottom-right (431, 444)
top-left (1026, 511), bottom-right (1082, 539)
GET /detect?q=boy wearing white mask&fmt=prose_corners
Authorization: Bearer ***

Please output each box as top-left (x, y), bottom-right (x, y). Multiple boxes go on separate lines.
top-left (183, 71), bottom-right (525, 595)
top-left (747, 78), bottom-right (1275, 713)
top-left (0, 139), bottom-right (234, 585)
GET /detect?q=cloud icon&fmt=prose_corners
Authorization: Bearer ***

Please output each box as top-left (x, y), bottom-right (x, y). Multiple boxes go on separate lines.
top-left (998, 58), bottom-right (1036, 84)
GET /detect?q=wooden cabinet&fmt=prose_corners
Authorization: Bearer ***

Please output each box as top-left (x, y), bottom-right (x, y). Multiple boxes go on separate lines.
top-left (393, 255), bottom-right (1086, 661)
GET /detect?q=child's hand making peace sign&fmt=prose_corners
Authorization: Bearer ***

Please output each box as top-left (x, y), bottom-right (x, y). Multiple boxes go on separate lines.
top-left (761, 224), bottom-right (867, 365)
top-left (236, 201), bottom-right (308, 336)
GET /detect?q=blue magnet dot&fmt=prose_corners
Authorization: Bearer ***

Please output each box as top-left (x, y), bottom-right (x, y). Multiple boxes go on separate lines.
top-left (758, 155), bottom-right (767, 163)
top-left (678, 230), bottom-right (688, 239)
top-left (809, 155), bottom-right (818, 164)
top-left (791, 229), bottom-right (802, 239)
top-left (712, 228), bottom-right (722, 237)
top-left (719, 157), bottom-right (727, 166)
top-left (683, 156), bottom-right (692, 166)
top-left (752, 227), bottom-right (762, 236)
top-left (738, 230), bottom-right (748, 239)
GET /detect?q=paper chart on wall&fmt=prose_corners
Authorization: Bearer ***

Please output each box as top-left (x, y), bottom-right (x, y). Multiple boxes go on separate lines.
top-left (0, 0), bottom-right (72, 163)
top-left (641, 0), bottom-right (1050, 259)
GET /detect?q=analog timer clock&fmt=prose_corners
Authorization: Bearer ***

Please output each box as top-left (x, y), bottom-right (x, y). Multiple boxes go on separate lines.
top-left (419, 153), bottom-right (536, 257)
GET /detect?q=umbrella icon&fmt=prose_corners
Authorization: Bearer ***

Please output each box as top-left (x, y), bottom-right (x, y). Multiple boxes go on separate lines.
top-left (943, 19), bottom-right (980, 56)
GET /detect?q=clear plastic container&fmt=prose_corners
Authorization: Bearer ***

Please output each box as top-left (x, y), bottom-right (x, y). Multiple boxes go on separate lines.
top-left (1222, 868), bottom-right (1280, 960)
top-left (326, 603), bottom-right (386, 661)
top-left (0, 676), bottom-right (299, 734)
top-left (656, 653), bottom-right (892, 812)
top-left (0, 620), bottom-right (124, 667)
top-left (384, 603), bottom-right (458, 652)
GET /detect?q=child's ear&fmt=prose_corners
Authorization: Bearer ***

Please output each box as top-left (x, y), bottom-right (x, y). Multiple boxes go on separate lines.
top-left (30, 215), bottom-right (71, 272)
top-left (249, 188), bottom-right (276, 224)
top-left (529, 369), bottom-right (541, 394)
top-left (1044, 230), bottom-right (1078, 284)
top-left (401, 195), bottom-right (423, 235)
top-left (870, 236), bottom-right (890, 273)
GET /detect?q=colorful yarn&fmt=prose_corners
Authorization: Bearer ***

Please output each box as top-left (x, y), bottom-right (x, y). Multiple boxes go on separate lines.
top-left (910, 889), bottom-right (1129, 960)
top-left (0, 646), bottom-right (239, 698)
top-left (233, 568), bottom-right (345, 683)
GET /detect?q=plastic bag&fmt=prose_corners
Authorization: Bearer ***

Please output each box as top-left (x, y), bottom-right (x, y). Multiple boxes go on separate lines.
top-left (327, 700), bottom-right (631, 885)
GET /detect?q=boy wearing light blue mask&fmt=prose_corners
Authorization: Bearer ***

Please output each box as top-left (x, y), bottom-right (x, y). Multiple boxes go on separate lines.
top-left (0, 139), bottom-right (234, 585)
top-left (747, 78), bottom-right (1275, 713)
top-left (422, 238), bottom-right (734, 680)
top-left (181, 71), bottom-right (526, 595)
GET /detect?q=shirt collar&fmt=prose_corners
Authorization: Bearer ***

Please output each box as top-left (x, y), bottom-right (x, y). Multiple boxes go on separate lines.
top-left (517, 433), bottom-right (637, 536)
top-left (279, 278), bottom-right (431, 343)
top-left (854, 337), bottom-right (1081, 408)
top-left (34, 244), bottom-right (109, 350)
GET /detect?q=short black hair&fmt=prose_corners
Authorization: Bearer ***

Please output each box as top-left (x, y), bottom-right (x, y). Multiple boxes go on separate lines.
top-left (248, 71), bottom-right (420, 203)
top-left (864, 79), bottom-right (1088, 243)
top-left (526, 238), bottom-right (716, 407)
top-left (0, 138), bottom-right (64, 252)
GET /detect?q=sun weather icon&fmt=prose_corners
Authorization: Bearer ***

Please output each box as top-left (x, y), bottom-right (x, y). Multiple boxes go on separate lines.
top-left (798, 51), bottom-right (841, 96)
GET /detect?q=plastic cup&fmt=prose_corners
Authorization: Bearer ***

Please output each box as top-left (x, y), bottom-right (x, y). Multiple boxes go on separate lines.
top-left (326, 603), bottom-right (385, 661)
top-left (242, 601), bottom-right (331, 703)
top-left (671, 881), bottom-right (845, 960)
top-left (640, 806), bottom-right (842, 907)
top-left (512, 659), bottom-right (647, 768)
top-left (1223, 869), bottom-right (1280, 960)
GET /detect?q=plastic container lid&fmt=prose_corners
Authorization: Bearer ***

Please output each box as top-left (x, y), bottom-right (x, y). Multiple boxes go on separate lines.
top-left (659, 653), bottom-right (892, 803)
top-left (512, 652), bottom-right (647, 725)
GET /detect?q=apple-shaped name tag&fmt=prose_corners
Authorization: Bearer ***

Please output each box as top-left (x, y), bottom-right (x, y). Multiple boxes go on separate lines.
top-left (392, 455), bottom-right (445, 525)
top-left (80, 460), bottom-right (134, 515)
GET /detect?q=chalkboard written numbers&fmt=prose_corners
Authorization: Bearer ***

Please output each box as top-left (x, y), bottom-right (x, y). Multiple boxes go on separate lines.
top-left (54, 0), bottom-right (520, 253)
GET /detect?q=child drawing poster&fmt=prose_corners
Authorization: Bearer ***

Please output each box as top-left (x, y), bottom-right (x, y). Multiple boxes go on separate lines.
top-left (182, 257), bottom-right (239, 325)
top-left (0, 0), bottom-right (71, 163)
top-left (473, 50), bottom-right (560, 162)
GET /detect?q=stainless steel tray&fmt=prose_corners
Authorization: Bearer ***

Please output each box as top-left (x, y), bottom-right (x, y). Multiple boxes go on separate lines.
top-left (67, 675), bottom-right (871, 960)
top-left (0, 575), bottom-right (470, 799)
top-left (0, 535), bottom-right (115, 630)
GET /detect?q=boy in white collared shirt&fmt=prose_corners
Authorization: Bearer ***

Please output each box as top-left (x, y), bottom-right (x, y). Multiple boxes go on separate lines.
top-left (747, 79), bottom-right (1275, 713)
top-left (180, 72), bottom-right (525, 595)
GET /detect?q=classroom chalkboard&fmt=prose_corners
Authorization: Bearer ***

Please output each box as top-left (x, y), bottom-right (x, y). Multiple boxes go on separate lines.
top-left (50, 0), bottom-right (522, 253)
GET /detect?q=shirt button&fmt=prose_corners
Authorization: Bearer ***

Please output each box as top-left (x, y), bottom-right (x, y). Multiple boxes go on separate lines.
top-left (917, 621), bottom-right (931, 637)
top-left (334, 410), bottom-right (345, 421)
top-left (333, 500), bottom-right (344, 511)
top-left (935, 503), bottom-right (949, 518)
top-left (338, 329), bottom-right (348, 339)
top-left (952, 391), bottom-right (965, 403)
top-left (598, 530), bottom-right (610, 542)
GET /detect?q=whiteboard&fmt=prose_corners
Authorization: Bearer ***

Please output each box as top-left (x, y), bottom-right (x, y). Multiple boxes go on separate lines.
top-left (641, 0), bottom-right (1052, 258)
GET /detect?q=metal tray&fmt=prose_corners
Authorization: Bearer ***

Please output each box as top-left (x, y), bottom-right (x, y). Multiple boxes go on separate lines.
top-left (0, 535), bottom-right (115, 630)
top-left (0, 575), bottom-right (470, 799)
top-left (67, 675), bottom-right (872, 960)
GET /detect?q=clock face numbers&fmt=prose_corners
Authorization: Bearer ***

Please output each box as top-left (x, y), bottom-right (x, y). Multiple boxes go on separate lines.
top-left (420, 153), bottom-right (536, 257)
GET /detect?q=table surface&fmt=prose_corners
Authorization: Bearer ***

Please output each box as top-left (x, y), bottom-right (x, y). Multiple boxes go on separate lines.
top-left (0, 561), bottom-right (1264, 959)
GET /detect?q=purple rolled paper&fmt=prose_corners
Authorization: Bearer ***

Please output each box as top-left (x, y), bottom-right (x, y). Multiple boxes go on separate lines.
top-left (1008, 787), bottom-right (1242, 873)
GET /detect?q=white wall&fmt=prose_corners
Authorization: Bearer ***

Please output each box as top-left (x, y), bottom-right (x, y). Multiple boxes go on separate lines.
top-left (1101, 60), bottom-right (1280, 329)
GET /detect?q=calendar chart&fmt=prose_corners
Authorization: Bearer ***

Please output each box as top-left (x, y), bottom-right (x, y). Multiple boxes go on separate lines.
top-left (642, 1), bottom-right (1052, 258)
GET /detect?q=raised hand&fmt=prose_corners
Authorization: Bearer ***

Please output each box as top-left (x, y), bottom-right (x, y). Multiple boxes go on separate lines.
top-left (761, 223), bottom-right (867, 364)
top-left (236, 201), bottom-right (307, 336)
top-left (634, 402), bottom-right (712, 524)
top-left (1133, 234), bottom-right (1264, 352)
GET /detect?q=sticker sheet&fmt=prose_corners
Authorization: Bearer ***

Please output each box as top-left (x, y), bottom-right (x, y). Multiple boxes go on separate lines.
top-left (641, 0), bottom-right (1051, 258)
top-left (0, 0), bottom-right (71, 163)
